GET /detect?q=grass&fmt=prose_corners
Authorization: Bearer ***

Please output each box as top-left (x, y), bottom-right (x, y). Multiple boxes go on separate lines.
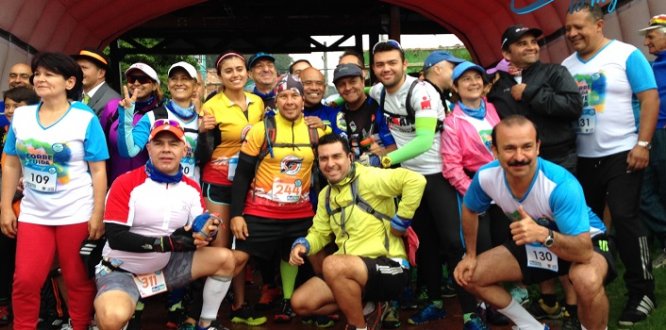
top-left (605, 248), bottom-right (666, 330)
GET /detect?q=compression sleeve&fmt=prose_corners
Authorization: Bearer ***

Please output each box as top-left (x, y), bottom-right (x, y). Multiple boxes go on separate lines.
top-left (117, 106), bottom-right (150, 158)
top-left (384, 116), bottom-right (437, 165)
top-left (105, 222), bottom-right (159, 252)
top-left (230, 152), bottom-right (258, 218)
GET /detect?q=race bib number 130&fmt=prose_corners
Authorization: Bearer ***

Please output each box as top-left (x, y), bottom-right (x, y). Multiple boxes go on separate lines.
top-left (526, 244), bottom-right (558, 272)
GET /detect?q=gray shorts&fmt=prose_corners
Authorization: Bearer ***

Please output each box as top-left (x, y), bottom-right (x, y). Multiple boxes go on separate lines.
top-left (95, 251), bottom-right (194, 303)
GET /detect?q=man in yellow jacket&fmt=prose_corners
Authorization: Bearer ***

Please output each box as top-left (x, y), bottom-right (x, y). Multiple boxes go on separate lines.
top-left (289, 134), bottom-right (426, 330)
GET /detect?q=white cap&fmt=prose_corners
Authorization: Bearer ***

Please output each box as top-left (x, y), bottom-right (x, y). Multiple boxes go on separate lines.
top-left (168, 61), bottom-right (198, 81)
top-left (125, 62), bottom-right (160, 85)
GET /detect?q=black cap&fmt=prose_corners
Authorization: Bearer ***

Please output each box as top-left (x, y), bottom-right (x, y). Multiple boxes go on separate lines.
top-left (501, 25), bottom-right (543, 50)
top-left (333, 64), bottom-right (363, 84)
top-left (72, 48), bottom-right (109, 69)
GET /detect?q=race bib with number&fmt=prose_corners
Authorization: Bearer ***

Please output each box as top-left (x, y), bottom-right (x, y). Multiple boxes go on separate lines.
top-left (575, 107), bottom-right (596, 134)
top-left (271, 178), bottom-right (302, 203)
top-left (525, 244), bottom-right (558, 272)
top-left (227, 153), bottom-right (239, 181)
top-left (23, 167), bottom-right (58, 192)
top-left (132, 270), bottom-right (167, 298)
top-left (181, 161), bottom-right (195, 178)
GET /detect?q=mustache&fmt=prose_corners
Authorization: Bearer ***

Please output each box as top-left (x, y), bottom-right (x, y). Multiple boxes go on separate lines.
top-left (508, 160), bottom-right (531, 167)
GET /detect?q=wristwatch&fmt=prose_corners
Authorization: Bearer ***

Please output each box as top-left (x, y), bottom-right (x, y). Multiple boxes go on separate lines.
top-left (381, 156), bottom-right (392, 168)
top-left (544, 229), bottom-right (555, 248)
top-left (637, 140), bottom-right (652, 150)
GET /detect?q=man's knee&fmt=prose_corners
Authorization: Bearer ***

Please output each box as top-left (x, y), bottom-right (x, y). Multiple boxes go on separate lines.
top-left (322, 255), bottom-right (349, 279)
top-left (213, 247), bottom-right (235, 276)
top-left (291, 288), bottom-right (313, 315)
top-left (94, 292), bottom-right (135, 329)
top-left (569, 264), bottom-right (604, 299)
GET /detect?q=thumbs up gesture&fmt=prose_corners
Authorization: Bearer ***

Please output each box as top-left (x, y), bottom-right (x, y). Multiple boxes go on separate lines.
top-left (509, 206), bottom-right (549, 246)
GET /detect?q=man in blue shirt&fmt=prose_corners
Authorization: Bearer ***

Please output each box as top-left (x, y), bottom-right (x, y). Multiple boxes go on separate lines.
top-left (454, 115), bottom-right (615, 330)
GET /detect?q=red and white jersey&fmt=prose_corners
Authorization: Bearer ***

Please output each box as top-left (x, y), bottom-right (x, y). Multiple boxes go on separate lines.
top-left (102, 166), bottom-right (205, 274)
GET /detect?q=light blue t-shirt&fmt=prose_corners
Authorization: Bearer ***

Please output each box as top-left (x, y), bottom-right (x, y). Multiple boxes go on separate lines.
top-left (464, 158), bottom-right (605, 237)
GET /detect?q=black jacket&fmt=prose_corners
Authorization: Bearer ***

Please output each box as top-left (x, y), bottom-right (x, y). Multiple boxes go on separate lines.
top-left (487, 61), bottom-right (583, 160)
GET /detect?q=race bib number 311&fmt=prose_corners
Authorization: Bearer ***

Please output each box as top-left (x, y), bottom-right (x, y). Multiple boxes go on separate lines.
top-left (133, 271), bottom-right (167, 298)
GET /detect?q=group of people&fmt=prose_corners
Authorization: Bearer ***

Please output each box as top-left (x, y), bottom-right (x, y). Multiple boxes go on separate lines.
top-left (0, 2), bottom-right (665, 330)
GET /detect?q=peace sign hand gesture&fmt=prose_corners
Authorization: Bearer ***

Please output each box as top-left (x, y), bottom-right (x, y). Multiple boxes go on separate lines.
top-left (119, 85), bottom-right (138, 109)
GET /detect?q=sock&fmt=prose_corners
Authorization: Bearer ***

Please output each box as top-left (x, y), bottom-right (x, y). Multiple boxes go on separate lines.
top-left (432, 299), bottom-right (443, 309)
top-left (498, 298), bottom-right (542, 329)
top-left (541, 294), bottom-right (557, 307)
top-left (280, 260), bottom-right (298, 300)
top-left (564, 303), bottom-right (577, 317)
top-left (199, 276), bottom-right (232, 326)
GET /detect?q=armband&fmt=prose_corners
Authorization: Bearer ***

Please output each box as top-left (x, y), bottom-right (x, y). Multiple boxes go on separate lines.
top-left (291, 237), bottom-right (311, 255)
top-left (390, 215), bottom-right (412, 233)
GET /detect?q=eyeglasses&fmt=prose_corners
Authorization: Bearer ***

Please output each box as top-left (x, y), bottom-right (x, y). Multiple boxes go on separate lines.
top-left (127, 75), bottom-right (153, 84)
top-left (372, 39), bottom-right (404, 54)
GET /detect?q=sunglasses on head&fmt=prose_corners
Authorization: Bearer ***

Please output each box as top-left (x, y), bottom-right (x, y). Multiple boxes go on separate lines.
top-left (372, 39), bottom-right (404, 54)
top-left (152, 119), bottom-right (184, 132)
top-left (127, 75), bottom-right (153, 84)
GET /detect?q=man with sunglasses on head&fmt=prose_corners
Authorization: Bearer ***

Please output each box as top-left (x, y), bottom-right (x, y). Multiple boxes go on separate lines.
top-left (94, 120), bottom-right (235, 330)
top-left (369, 39), bottom-right (485, 329)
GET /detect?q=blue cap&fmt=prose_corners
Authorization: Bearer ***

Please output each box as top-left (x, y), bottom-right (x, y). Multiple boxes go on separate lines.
top-left (423, 51), bottom-right (465, 71)
top-left (452, 61), bottom-right (485, 82)
top-left (247, 52), bottom-right (275, 68)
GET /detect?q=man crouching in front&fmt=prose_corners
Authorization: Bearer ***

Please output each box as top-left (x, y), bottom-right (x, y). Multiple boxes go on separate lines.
top-left (93, 120), bottom-right (235, 330)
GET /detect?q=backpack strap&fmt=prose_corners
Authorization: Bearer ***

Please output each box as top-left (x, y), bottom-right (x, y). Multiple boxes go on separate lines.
top-left (380, 80), bottom-right (443, 132)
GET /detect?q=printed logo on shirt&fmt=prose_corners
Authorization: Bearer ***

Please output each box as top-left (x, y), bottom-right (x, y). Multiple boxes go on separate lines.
top-left (573, 72), bottom-right (607, 113)
top-left (420, 96), bottom-right (431, 110)
top-left (280, 155), bottom-right (303, 175)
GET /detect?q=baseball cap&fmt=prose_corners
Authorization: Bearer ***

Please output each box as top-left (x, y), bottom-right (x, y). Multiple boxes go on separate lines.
top-left (639, 14), bottom-right (666, 34)
top-left (168, 61), bottom-right (198, 80)
top-left (125, 63), bottom-right (160, 85)
top-left (372, 39), bottom-right (404, 55)
top-left (274, 74), bottom-right (304, 96)
top-left (72, 48), bottom-right (109, 69)
top-left (422, 50), bottom-right (465, 71)
top-left (247, 52), bottom-right (275, 68)
top-left (501, 24), bottom-right (543, 50)
top-left (149, 119), bottom-right (186, 143)
top-left (452, 61), bottom-right (486, 82)
top-left (333, 63), bottom-right (363, 84)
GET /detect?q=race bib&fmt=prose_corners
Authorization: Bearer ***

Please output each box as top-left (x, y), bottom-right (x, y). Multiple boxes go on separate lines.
top-left (271, 178), bottom-right (302, 203)
top-left (182, 161), bottom-right (195, 178)
top-left (227, 153), bottom-right (239, 181)
top-left (23, 167), bottom-right (57, 192)
top-left (575, 107), bottom-right (596, 134)
top-left (132, 271), bottom-right (167, 298)
top-left (526, 244), bottom-right (558, 272)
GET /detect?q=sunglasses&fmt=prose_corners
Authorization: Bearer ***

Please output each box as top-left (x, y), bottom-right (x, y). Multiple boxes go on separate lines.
top-left (152, 119), bottom-right (184, 131)
top-left (127, 75), bottom-right (153, 84)
top-left (372, 39), bottom-right (404, 54)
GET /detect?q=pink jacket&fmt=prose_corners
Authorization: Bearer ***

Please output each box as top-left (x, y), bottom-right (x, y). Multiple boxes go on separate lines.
top-left (441, 99), bottom-right (500, 195)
